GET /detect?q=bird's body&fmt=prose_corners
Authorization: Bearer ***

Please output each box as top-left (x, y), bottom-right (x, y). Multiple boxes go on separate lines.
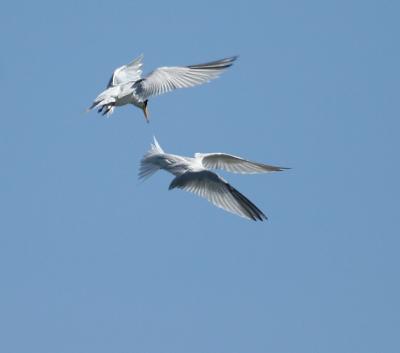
top-left (88, 54), bottom-right (237, 121)
top-left (90, 82), bottom-right (147, 116)
top-left (139, 138), bottom-right (288, 221)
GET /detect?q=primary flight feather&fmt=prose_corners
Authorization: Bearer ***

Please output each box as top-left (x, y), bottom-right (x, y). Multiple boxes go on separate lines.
top-left (88, 55), bottom-right (237, 121)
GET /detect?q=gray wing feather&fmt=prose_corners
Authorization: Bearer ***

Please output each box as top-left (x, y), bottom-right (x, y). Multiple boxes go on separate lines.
top-left (198, 153), bottom-right (289, 174)
top-left (107, 54), bottom-right (144, 88)
top-left (168, 170), bottom-right (266, 221)
top-left (133, 56), bottom-right (237, 100)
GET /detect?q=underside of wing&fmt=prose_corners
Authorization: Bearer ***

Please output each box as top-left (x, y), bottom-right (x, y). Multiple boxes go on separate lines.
top-left (198, 153), bottom-right (289, 174)
top-left (133, 56), bottom-right (237, 100)
top-left (107, 54), bottom-right (144, 87)
top-left (168, 170), bottom-right (266, 221)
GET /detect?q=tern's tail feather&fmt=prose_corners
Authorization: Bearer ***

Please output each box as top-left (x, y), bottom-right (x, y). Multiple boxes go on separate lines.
top-left (151, 136), bottom-right (164, 154)
top-left (139, 137), bottom-right (165, 180)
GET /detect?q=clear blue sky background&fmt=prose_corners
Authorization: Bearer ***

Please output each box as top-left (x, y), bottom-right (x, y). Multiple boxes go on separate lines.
top-left (1, 0), bottom-right (399, 352)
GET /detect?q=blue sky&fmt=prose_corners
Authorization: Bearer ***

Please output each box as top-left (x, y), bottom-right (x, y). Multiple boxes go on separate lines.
top-left (1, 0), bottom-right (399, 352)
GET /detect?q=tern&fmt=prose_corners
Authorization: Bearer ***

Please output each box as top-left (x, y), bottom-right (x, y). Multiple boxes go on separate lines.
top-left (88, 54), bottom-right (237, 122)
top-left (139, 138), bottom-right (289, 221)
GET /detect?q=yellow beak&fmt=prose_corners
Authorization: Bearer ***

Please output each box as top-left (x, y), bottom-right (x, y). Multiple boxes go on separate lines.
top-left (143, 105), bottom-right (149, 123)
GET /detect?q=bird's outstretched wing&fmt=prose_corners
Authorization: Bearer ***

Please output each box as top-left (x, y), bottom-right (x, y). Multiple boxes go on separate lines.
top-left (107, 54), bottom-right (144, 87)
top-left (133, 56), bottom-right (237, 100)
top-left (197, 153), bottom-right (289, 174)
top-left (169, 170), bottom-right (266, 221)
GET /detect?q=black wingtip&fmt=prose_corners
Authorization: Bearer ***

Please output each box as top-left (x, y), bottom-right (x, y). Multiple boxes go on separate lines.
top-left (168, 179), bottom-right (177, 190)
top-left (229, 55), bottom-right (239, 62)
top-left (187, 55), bottom-right (239, 70)
top-left (227, 184), bottom-right (267, 222)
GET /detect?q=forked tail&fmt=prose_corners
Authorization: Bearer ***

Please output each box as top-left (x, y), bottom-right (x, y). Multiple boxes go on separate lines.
top-left (138, 137), bottom-right (165, 180)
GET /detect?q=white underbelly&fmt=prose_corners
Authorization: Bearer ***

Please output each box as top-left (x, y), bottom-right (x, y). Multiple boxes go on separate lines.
top-left (115, 92), bottom-right (142, 108)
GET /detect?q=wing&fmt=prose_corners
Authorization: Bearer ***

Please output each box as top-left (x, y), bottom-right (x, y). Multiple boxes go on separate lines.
top-left (169, 170), bottom-right (266, 221)
top-left (198, 153), bottom-right (289, 174)
top-left (133, 56), bottom-right (237, 100)
top-left (106, 54), bottom-right (144, 87)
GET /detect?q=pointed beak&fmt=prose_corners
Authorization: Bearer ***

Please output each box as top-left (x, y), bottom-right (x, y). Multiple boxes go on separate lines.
top-left (142, 104), bottom-right (149, 123)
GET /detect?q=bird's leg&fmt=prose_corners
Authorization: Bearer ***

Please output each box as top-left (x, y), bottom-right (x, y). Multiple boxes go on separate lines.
top-left (102, 104), bottom-right (111, 116)
top-left (101, 103), bottom-right (115, 116)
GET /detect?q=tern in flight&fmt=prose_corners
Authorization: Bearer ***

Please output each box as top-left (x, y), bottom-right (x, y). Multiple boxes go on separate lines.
top-left (139, 138), bottom-right (289, 221)
top-left (88, 55), bottom-right (237, 122)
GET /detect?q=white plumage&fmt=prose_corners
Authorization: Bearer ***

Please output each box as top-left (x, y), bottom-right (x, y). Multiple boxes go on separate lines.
top-left (88, 55), bottom-right (237, 121)
top-left (139, 137), bottom-right (289, 221)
